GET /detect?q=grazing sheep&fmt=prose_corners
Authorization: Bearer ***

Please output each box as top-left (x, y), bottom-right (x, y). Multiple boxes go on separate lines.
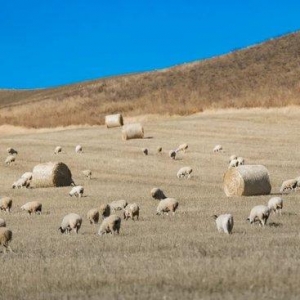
top-left (229, 155), bottom-right (237, 163)
top-left (69, 186), bottom-right (84, 198)
top-left (237, 157), bottom-right (245, 165)
top-left (12, 177), bottom-right (30, 189)
top-left (21, 201), bottom-right (42, 215)
top-left (142, 148), bottom-right (148, 155)
top-left (0, 228), bottom-right (13, 253)
top-left (156, 198), bottom-right (179, 215)
top-left (58, 213), bottom-right (82, 234)
top-left (280, 179), bottom-right (298, 194)
top-left (0, 219), bottom-right (6, 227)
top-left (87, 208), bottom-right (100, 225)
top-left (247, 205), bottom-right (270, 226)
top-left (268, 197), bottom-right (283, 215)
top-left (175, 143), bottom-right (188, 153)
top-left (0, 197), bottom-right (12, 213)
top-left (157, 147), bottom-right (162, 153)
top-left (169, 150), bottom-right (176, 160)
top-left (7, 148), bottom-right (18, 155)
top-left (82, 169), bottom-right (92, 179)
top-left (75, 145), bottom-right (83, 153)
top-left (109, 199), bottom-right (127, 212)
top-left (177, 166), bottom-right (193, 179)
top-left (54, 146), bottom-right (62, 154)
top-left (99, 204), bottom-right (111, 218)
top-left (150, 187), bottom-right (167, 200)
top-left (228, 159), bottom-right (239, 169)
top-left (213, 214), bottom-right (234, 234)
top-left (123, 203), bottom-right (139, 221)
top-left (5, 155), bottom-right (15, 165)
top-left (213, 145), bottom-right (223, 153)
top-left (21, 172), bottom-right (33, 181)
top-left (98, 215), bottom-right (121, 235)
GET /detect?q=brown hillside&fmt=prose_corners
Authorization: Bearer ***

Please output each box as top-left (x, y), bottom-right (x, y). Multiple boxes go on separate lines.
top-left (1, 31), bottom-right (300, 128)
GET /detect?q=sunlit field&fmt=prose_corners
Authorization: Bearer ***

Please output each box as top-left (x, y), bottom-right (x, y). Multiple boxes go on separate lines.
top-left (1, 108), bottom-right (300, 300)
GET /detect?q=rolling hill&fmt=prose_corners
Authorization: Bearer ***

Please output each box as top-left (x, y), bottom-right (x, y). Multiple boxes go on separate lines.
top-left (1, 31), bottom-right (300, 128)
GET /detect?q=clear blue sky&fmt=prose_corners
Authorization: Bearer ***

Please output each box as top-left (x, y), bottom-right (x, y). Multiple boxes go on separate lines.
top-left (1, 0), bottom-right (299, 89)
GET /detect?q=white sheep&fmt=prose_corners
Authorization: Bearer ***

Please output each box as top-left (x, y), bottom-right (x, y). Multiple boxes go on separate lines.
top-left (0, 197), bottom-right (12, 213)
top-left (82, 169), bottom-right (92, 179)
top-left (109, 199), bottom-right (127, 212)
top-left (142, 148), bottom-right (148, 155)
top-left (228, 159), bottom-right (239, 169)
top-left (7, 148), bottom-right (18, 155)
top-left (87, 208), bottom-right (100, 225)
top-left (0, 228), bottom-right (13, 253)
top-left (69, 186), bottom-right (84, 198)
top-left (213, 214), bottom-right (234, 234)
top-left (75, 145), bottom-right (83, 153)
top-left (21, 201), bottom-right (42, 215)
top-left (5, 155), bottom-right (15, 165)
top-left (169, 150), bottom-right (176, 160)
top-left (123, 203), bottom-right (139, 221)
top-left (156, 198), bottom-right (179, 215)
top-left (12, 177), bottom-right (30, 189)
top-left (237, 157), bottom-right (245, 165)
top-left (151, 187), bottom-right (167, 200)
top-left (99, 204), bottom-right (111, 218)
top-left (0, 219), bottom-right (6, 227)
top-left (177, 166), bottom-right (193, 179)
top-left (268, 197), bottom-right (283, 215)
top-left (229, 155), bottom-right (237, 163)
top-left (98, 214), bottom-right (121, 235)
top-left (54, 146), bottom-right (62, 154)
top-left (58, 213), bottom-right (82, 234)
top-left (21, 172), bottom-right (33, 181)
top-left (175, 143), bottom-right (188, 153)
top-left (247, 205), bottom-right (270, 226)
top-left (280, 179), bottom-right (297, 194)
top-left (213, 145), bottom-right (223, 153)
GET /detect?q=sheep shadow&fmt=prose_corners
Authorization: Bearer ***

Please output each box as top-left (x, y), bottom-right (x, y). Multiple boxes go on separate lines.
top-left (144, 136), bottom-right (153, 139)
top-left (282, 211), bottom-right (297, 216)
top-left (268, 222), bottom-right (283, 228)
top-left (269, 192), bottom-right (283, 196)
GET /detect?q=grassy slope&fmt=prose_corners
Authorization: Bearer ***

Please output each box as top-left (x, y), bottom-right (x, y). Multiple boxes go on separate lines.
top-left (1, 32), bottom-right (300, 127)
top-left (1, 109), bottom-right (300, 299)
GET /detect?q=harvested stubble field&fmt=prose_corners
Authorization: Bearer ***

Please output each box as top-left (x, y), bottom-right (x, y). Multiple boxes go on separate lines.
top-left (1, 108), bottom-right (300, 300)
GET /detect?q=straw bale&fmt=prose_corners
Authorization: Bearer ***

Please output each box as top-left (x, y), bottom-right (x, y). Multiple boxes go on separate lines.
top-left (31, 162), bottom-right (73, 188)
top-left (105, 113), bottom-right (124, 128)
top-left (223, 165), bottom-right (271, 197)
top-left (122, 123), bottom-right (144, 140)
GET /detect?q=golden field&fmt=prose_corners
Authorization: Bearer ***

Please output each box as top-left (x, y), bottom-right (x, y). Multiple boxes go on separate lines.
top-left (1, 31), bottom-right (300, 128)
top-left (1, 108), bottom-right (300, 299)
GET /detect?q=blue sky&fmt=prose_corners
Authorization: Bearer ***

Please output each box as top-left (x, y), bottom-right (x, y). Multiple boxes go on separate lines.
top-left (1, 0), bottom-right (299, 89)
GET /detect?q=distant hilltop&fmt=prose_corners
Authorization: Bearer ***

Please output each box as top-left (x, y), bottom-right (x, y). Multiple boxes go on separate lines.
top-left (1, 31), bottom-right (300, 128)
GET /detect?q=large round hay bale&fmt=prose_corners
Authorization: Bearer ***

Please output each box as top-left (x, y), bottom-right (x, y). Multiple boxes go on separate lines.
top-left (105, 113), bottom-right (124, 128)
top-left (223, 165), bottom-right (271, 197)
top-left (31, 162), bottom-right (73, 188)
top-left (122, 123), bottom-right (144, 140)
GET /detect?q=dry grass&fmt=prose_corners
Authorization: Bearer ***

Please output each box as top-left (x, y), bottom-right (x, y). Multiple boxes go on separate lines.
top-left (1, 109), bottom-right (300, 299)
top-left (1, 32), bottom-right (300, 127)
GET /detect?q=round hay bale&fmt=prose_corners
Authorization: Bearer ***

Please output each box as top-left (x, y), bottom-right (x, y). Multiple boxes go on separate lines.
top-left (105, 113), bottom-right (124, 128)
top-left (122, 123), bottom-right (144, 140)
top-left (223, 165), bottom-right (271, 197)
top-left (31, 162), bottom-right (73, 188)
